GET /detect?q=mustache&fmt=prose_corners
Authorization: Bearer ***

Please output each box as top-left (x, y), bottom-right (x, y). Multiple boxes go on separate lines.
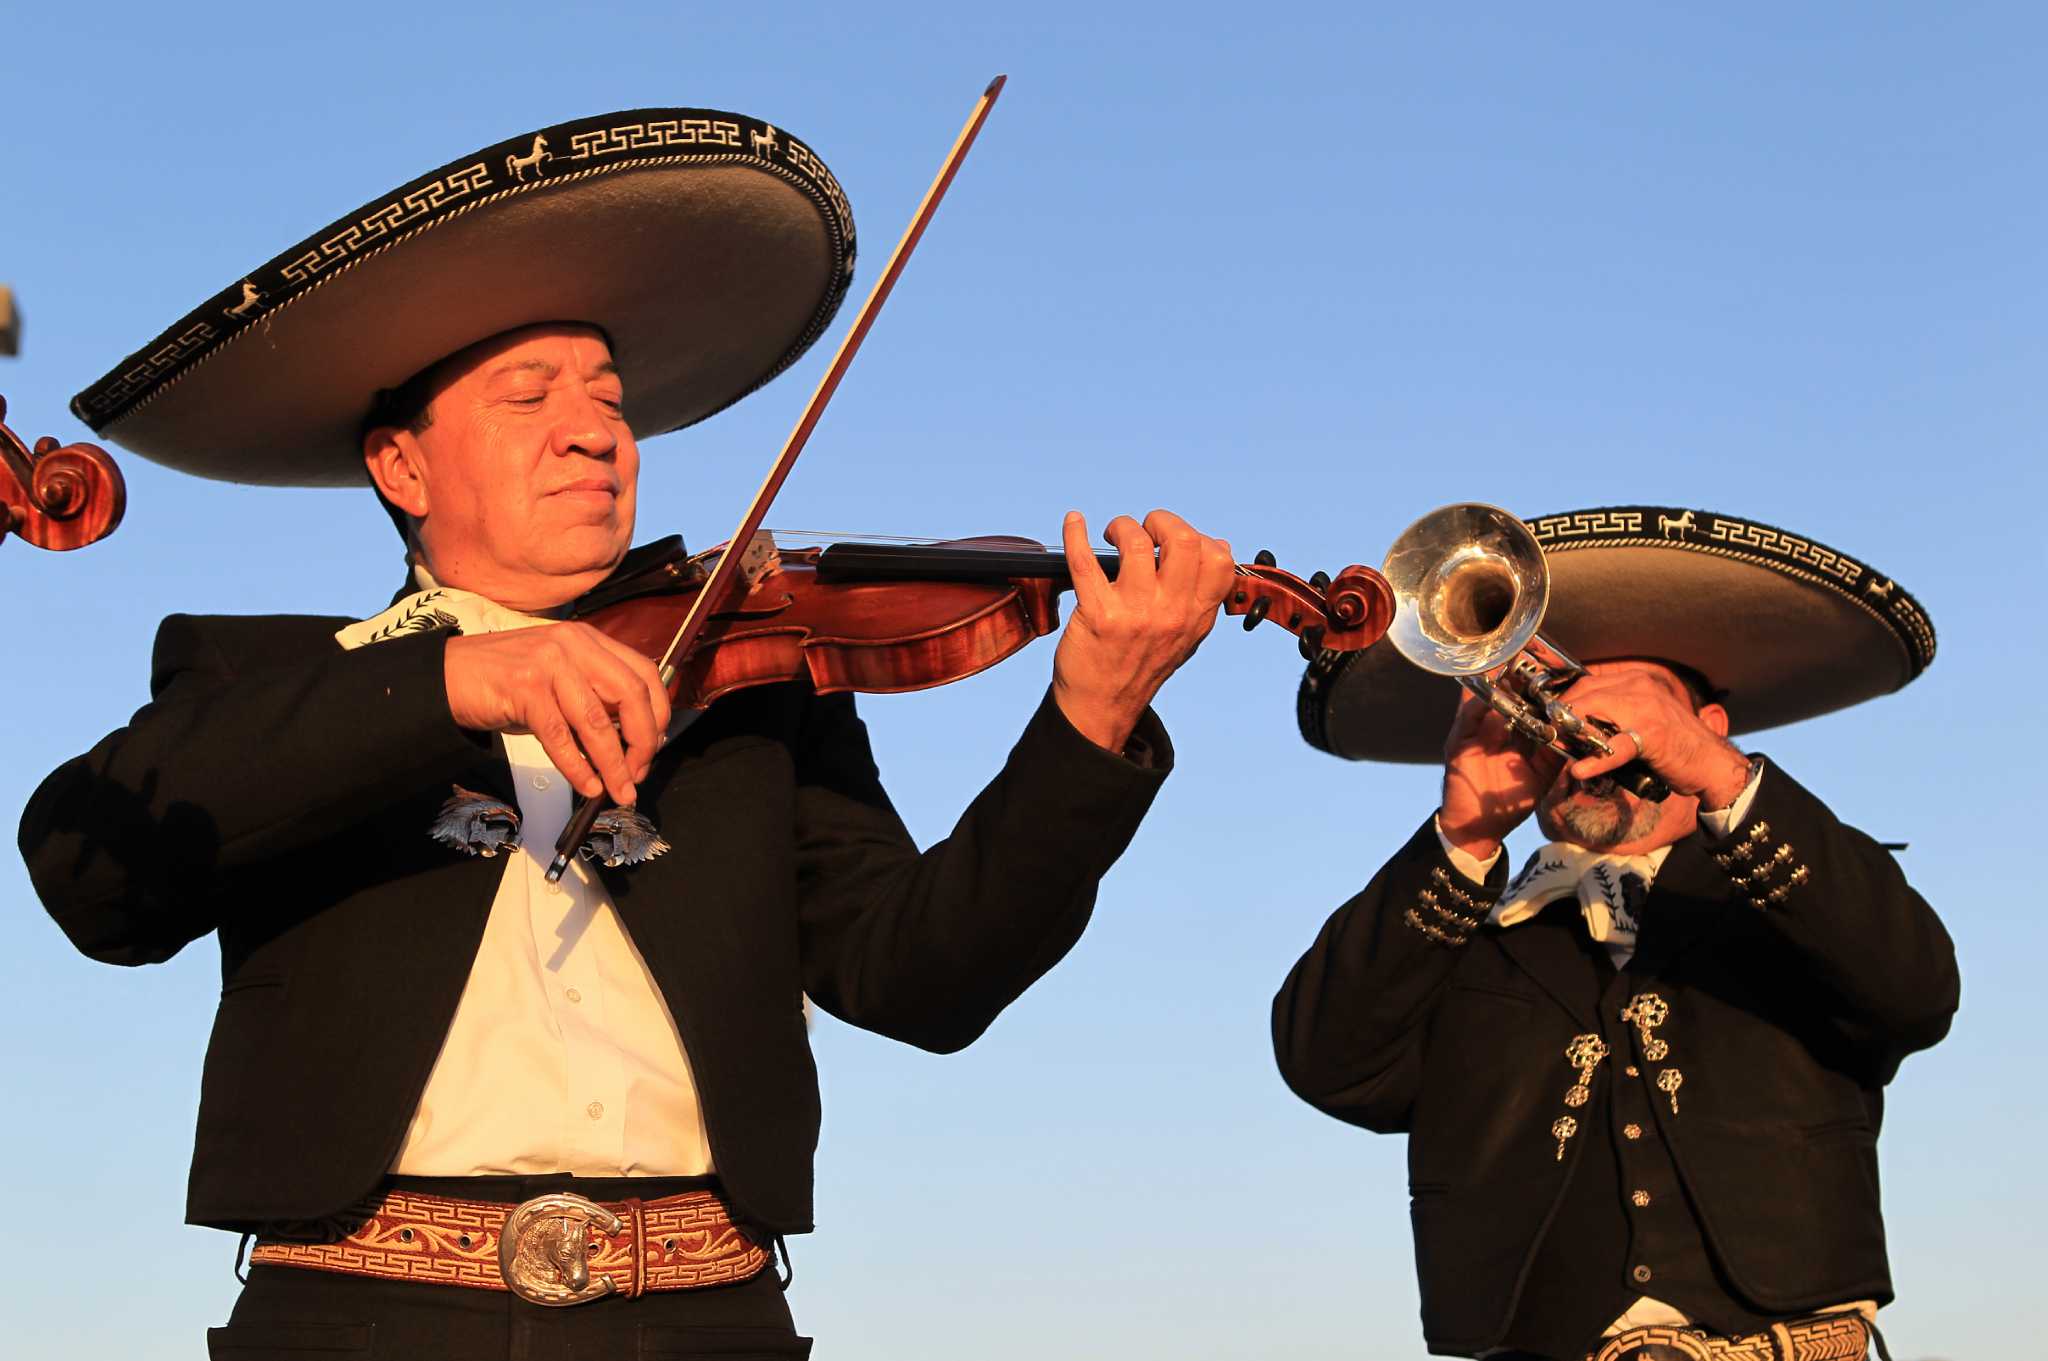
top-left (1549, 768), bottom-right (1624, 802)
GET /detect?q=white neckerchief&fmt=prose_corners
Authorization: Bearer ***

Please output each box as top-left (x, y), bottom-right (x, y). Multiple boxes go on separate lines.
top-left (1490, 842), bottom-right (1674, 969)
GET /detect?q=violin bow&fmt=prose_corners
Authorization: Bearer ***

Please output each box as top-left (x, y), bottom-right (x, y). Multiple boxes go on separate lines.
top-left (548, 74), bottom-right (1009, 882)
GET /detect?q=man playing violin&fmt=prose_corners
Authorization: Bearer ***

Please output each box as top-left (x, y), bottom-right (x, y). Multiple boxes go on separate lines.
top-left (1278, 506), bottom-right (1957, 1361)
top-left (21, 108), bottom-right (1229, 1358)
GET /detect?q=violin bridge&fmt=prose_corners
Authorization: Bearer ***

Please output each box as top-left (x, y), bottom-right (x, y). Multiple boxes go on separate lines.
top-left (737, 530), bottom-right (783, 587)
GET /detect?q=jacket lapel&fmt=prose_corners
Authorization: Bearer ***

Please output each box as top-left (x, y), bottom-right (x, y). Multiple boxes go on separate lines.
top-left (1488, 904), bottom-right (1601, 1032)
top-left (1623, 840), bottom-right (1727, 978)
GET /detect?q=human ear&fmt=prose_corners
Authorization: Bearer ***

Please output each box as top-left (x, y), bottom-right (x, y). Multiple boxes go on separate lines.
top-left (364, 427), bottom-right (431, 520)
top-left (1696, 703), bottom-right (1731, 738)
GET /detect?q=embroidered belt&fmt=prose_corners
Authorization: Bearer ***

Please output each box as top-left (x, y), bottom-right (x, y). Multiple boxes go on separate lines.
top-left (249, 1188), bottom-right (769, 1307)
top-left (1589, 1313), bottom-right (1872, 1361)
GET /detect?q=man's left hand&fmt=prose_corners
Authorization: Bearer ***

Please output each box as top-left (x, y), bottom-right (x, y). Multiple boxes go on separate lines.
top-left (1052, 509), bottom-right (1235, 751)
top-left (1559, 670), bottom-right (1753, 809)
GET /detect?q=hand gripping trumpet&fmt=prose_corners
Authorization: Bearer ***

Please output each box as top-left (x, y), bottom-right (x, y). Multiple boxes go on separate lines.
top-left (1381, 503), bottom-right (1669, 802)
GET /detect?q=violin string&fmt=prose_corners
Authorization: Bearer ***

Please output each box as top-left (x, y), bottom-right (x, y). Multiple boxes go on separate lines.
top-left (761, 527), bottom-right (1064, 553)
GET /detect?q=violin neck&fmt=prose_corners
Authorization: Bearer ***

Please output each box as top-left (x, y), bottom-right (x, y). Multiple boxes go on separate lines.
top-left (813, 541), bottom-right (1122, 584)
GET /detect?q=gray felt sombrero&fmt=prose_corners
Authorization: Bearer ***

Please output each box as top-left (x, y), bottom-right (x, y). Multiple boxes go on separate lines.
top-left (1299, 505), bottom-right (1937, 762)
top-left (71, 108), bottom-right (856, 486)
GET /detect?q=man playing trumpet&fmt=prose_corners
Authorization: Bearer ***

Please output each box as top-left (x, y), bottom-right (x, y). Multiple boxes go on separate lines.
top-left (1277, 504), bottom-right (1957, 1361)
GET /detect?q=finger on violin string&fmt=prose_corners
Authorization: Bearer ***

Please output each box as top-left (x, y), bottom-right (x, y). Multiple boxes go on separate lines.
top-left (1061, 510), bottom-right (1115, 614)
top-left (1142, 508), bottom-right (1203, 597)
top-left (1099, 514), bottom-right (1158, 589)
top-left (1192, 531), bottom-right (1236, 612)
top-left (551, 670), bottom-right (638, 806)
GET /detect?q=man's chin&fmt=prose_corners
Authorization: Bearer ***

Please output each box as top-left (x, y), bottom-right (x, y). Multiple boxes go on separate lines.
top-left (535, 526), bottom-right (631, 576)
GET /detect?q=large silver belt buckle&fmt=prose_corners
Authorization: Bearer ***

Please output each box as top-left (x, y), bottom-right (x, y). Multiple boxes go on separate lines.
top-left (499, 1192), bottom-right (625, 1307)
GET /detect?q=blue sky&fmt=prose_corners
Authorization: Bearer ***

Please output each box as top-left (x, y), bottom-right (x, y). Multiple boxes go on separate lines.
top-left (3, 4), bottom-right (2040, 1357)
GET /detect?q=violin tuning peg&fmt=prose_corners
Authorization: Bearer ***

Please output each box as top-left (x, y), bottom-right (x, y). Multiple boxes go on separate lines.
top-left (1298, 624), bottom-right (1327, 660)
top-left (1243, 597), bottom-right (1271, 631)
top-left (1254, 549), bottom-right (1278, 568)
top-left (1309, 570), bottom-right (1331, 594)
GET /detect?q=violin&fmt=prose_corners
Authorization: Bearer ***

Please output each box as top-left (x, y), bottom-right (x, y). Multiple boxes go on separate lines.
top-left (576, 532), bottom-right (1394, 712)
top-left (547, 77), bottom-right (1391, 878)
top-left (0, 394), bottom-right (126, 552)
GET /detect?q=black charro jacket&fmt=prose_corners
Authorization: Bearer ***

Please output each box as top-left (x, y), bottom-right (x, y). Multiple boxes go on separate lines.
top-left (1271, 767), bottom-right (1958, 1357)
top-left (20, 608), bottom-right (1170, 1237)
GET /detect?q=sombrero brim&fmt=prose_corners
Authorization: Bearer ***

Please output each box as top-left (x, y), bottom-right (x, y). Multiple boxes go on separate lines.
top-left (72, 108), bottom-right (856, 486)
top-left (1301, 505), bottom-right (1937, 761)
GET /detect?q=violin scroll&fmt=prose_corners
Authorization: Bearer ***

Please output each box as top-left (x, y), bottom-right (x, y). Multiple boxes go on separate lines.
top-left (0, 394), bottom-right (127, 552)
top-left (1225, 554), bottom-right (1394, 660)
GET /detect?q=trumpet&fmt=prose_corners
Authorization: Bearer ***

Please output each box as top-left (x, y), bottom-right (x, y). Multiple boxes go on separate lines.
top-left (1382, 503), bottom-right (1668, 802)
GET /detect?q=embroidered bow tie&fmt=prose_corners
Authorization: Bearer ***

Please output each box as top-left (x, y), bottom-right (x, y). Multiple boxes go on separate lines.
top-left (1492, 843), bottom-right (1661, 961)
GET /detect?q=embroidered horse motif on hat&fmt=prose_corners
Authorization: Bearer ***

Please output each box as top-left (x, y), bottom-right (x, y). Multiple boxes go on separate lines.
top-left (224, 280), bottom-right (265, 323)
top-left (506, 134), bottom-right (553, 182)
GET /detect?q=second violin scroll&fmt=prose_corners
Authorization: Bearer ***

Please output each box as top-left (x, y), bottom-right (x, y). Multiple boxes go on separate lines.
top-left (0, 394), bottom-right (127, 553)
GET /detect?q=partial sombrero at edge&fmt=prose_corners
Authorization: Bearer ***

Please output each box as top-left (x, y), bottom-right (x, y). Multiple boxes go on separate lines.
top-left (71, 108), bottom-right (857, 487)
top-left (1300, 505), bottom-right (1936, 762)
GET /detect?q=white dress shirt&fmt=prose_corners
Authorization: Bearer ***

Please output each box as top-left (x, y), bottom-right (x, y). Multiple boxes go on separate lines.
top-left (339, 575), bottom-right (713, 1177)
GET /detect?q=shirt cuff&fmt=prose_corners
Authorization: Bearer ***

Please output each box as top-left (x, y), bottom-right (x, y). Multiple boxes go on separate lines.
top-left (1433, 815), bottom-right (1502, 885)
top-left (1697, 757), bottom-right (1766, 843)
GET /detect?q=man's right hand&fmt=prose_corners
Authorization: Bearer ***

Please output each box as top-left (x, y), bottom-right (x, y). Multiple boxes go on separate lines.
top-left (1438, 690), bottom-right (1564, 864)
top-left (443, 623), bottom-right (673, 806)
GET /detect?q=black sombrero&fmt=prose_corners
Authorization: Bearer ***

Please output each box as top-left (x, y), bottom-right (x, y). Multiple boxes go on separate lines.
top-left (72, 108), bottom-right (856, 486)
top-left (1300, 505), bottom-right (1936, 762)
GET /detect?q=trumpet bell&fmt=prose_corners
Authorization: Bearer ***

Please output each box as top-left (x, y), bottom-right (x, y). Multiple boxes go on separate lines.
top-left (1382, 502), bottom-right (1549, 676)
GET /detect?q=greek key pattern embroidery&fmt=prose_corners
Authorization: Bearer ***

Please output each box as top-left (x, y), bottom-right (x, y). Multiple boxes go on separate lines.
top-left (1588, 1314), bottom-right (1870, 1361)
top-left (250, 1190), bottom-right (766, 1293)
top-left (1527, 509), bottom-right (1645, 541)
top-left (567, 118), bottom-right (744, 161)
top-left (782, 138), bottom-right (854, 242)
top-left (87, 323), bottom-right (217, 412)
top-left (1526, 510), bottom-right (1937, 674)
top-left (1706, 517), bottom-right (1864, 587)
top-left (1881, 591), bottom-right (1936, 670)
top-left (1713, 820), bottom-right (1810, 907)
top-left (280, 163), bottom-right (496, 285)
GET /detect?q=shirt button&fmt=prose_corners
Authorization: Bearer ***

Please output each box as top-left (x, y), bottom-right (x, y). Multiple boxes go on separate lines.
top-left (1631, 1264), bottom-right (1653, 1284)
top-left (586, 1101), bottom-right (604, 1121)
top-left (565, 988), bottom-right (582, 1004)
top-left (1631, 1190), bottom-right (1651, 1207)
top-left (532, 773), bottom-right (551, 791)
top-left (1624, 1124), bottom-right (1643, 1140)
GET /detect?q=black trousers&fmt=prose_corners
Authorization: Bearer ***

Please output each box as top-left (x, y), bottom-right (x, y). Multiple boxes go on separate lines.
top-left (208, 1175), bottom-right (809, 1361)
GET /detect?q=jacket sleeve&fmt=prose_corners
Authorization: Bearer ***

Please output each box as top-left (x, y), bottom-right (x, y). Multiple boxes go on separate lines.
top-left (1706, 760), bottom-right (1959, 1079)
top-left (18, 615), bottom-right (486, 966)
top-left (1272, 817), bottom-right (1510, 1132)
top-left (791, 686), bottom-right (1170, 1053)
